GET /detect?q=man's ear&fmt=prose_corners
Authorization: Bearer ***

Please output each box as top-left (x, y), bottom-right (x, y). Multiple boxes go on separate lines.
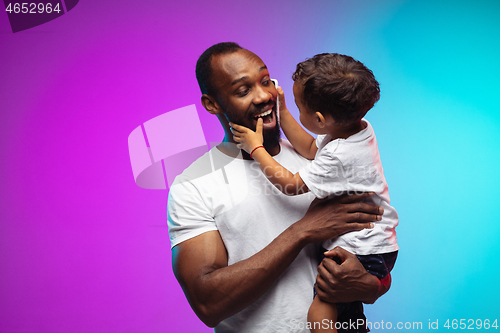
top-left (315, 111), bottom-right (327, 128)
top-left (201, 94), bottom-right (221, 115)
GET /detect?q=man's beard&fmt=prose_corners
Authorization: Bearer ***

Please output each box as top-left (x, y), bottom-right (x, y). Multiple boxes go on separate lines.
top-left (227, 113), bottom-right (281, 150)
top-left (224, 102), bottom-right (281, 150)
top-left (262, 118), bottom-right (281, 151)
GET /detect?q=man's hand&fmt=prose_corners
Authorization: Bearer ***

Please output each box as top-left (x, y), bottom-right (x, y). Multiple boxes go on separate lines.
top-left (230, 119), bottom-right (264, 154)
top-left (315, 247), bottom-right (391, 304)
top-left (172, 192), bottom-right (384, 327)
top-left (295, 193), bottom-right (383, 245)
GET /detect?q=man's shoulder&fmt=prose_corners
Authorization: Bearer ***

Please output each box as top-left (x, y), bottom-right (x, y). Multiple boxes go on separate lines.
top-left (277, 139), bottom-right (310, 163)
top-left (170, 140), bottom-right (308, 190)
top-left (279, 139), bottom-right (297, 154)
top-left (171, 146), bottom-right (235, 186)
top-left (172, 148), bottom-right (214, 184)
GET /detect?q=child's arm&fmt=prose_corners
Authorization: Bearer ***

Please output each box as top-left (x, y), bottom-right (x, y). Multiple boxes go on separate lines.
top-left (277, 86), bottom-right (318, 160)
top-left (230, 119), bottom-right (309, 196)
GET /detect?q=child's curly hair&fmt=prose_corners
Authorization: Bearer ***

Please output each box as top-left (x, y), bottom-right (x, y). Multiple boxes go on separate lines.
top-left (292, 53), bottom-right (380, 125)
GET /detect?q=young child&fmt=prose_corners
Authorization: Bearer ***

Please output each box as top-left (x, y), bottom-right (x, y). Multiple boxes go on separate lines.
top-left (230, 53), bottom-right (398, 333)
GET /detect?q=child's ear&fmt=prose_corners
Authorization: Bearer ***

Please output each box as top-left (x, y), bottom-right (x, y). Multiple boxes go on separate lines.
top-left (315, 112), bottom-right (327, 128)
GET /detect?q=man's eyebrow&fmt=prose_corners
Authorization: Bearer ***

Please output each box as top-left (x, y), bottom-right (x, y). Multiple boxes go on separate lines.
top-left (231, 66), bottom-right (269, 86)
top-left (231, 76), bottom-right (249, 86)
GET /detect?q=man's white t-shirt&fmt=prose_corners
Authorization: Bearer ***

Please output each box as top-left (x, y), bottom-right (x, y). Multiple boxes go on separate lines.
top-left (167, 141), bottom-right (319, 333)
top-left (299, 119), bottom-right (399, 255)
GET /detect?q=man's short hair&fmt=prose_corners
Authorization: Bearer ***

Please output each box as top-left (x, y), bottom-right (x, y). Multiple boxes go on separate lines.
top-left (196, 42), bottom-right (243, 96)
top-left (292, 53), bottom-right (380, 125)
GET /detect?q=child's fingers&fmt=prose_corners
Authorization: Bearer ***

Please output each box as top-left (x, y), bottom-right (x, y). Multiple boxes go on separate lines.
top-left (277, 86), bottom-right (284, 97)
top-left (277, 86), bottom-right (287, 110)
top-left (255, 118), bottom-right (263, 135)
top-left (277, 86), bottom-right (285, 102)
top-left (232, 130), bottom-right (245, 143)
top-left (230, 127), bottom-right (241, 135)
top-left (229, 122), bottom-right (247, 133)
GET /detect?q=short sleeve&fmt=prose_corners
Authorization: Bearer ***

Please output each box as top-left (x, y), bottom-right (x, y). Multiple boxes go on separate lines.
top-left (315, 134), bottom-right (327, 148)
top-left (298, 144), bottom-right (347, 199)
top-left (167, 178), bottom-right (218, 249)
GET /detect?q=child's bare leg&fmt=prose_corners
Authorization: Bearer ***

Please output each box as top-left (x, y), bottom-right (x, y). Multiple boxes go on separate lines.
top-left (308, 295), bottom-right (338, 333)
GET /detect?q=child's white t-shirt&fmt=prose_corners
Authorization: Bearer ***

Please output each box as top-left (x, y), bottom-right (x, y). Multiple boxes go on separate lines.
top-left (298, 119), bottom-right (399, 255)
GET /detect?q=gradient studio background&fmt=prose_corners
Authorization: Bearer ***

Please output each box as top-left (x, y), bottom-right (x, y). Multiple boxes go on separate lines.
top-left (1, 0), bottom-right (499, 332)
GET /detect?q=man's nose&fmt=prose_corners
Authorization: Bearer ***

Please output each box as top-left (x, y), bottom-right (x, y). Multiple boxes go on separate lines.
top-left (253, 85), bottom-right (271, 105)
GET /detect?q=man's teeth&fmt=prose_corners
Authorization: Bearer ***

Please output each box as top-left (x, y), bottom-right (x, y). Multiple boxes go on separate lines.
top-left (255, 109), bottom-right (272, 118)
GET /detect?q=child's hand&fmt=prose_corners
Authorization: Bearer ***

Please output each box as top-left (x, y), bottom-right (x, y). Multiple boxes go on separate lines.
top-left (277, 86), bottom-right (289, 115)
top-left (229, 119), bottom-right (264, 154)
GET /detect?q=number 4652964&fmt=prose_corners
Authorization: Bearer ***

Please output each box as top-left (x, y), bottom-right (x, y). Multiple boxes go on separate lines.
top-left (444, 319), bottom-right (498, 329)
top-left (6, 3), bottom-right (61, 14)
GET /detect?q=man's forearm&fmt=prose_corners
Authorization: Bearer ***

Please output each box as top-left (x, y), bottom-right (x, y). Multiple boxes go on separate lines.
top-left (173, 225), bottom-right (309, 327)
top-left (173, 195), bottom-right (383, 327)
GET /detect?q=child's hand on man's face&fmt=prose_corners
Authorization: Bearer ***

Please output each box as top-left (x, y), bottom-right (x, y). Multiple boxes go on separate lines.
top-left (229, 119), bottom-right (264, 154)
top-left (277, 86), bottom-right (289, 114)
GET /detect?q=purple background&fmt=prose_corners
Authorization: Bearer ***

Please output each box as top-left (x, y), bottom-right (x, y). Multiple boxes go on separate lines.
top-left (1, 1), bottom-right (499, 332)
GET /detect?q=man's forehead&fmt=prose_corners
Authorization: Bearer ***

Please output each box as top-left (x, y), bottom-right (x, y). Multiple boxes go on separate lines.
top-left (212, 50), bottom-right (267, 82)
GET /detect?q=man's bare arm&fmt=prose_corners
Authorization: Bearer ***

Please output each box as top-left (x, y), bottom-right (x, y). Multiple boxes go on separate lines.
top-left (172, 193), bottom-right (383, 327)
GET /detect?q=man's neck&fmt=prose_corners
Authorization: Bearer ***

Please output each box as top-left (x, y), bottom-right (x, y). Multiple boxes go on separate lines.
top-left (218, 135), bottom-right (280, 160)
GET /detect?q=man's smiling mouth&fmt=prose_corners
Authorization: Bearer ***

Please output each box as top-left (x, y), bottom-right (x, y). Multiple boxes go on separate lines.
top-left (253, 105), bottom-right (275, 124)
top-left (254, 109), bottom-right (272, 121)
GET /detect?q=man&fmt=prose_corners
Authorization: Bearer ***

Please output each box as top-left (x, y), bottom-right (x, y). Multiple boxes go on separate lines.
top-left (167, 42), bottom-right (390, 332)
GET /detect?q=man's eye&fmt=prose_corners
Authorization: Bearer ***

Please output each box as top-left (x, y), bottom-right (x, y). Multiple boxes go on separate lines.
top-left (237, 88), bottom-right (249, 96)
top-left (262, 79), bottom-right (271, 85)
